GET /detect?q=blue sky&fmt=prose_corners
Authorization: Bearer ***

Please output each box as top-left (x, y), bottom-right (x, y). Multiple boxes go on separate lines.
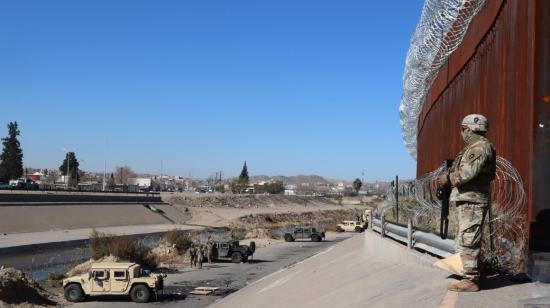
top-left (0, 1), bottom-right (422, 181)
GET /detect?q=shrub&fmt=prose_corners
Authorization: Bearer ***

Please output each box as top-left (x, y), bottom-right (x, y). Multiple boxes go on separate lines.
top-left (255, 181), bottom-right (285, 194)
top-left (164, 229), bottom-right (193, 254)
top-left (48, 272), bottom-right (66, 281)
top-left (231, 228), bottom-right (247, 241)
top-left (90, 229), bottom-right (112, 260)
top-left (89, 230), bottom-right (158, 270)
top-left (267, 229), bottom-right (282, 239)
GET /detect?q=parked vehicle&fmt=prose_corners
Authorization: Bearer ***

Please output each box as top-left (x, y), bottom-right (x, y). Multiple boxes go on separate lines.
top-left (284, 227), bottom-right (325, 242)
top-left (337, 220), bottom-right (366, 232)
top-left (9, 178), bottom-right (38, 189)
top-left (63, 262), bottom-right (165, 303)
top-left (207, 239), bottom-right (255, 263)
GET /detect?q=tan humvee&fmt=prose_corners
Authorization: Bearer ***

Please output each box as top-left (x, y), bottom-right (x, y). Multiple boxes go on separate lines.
top-left (62, 262), bottom-right (165, 303)
top-left (337, 220), bottom-right (366, 232)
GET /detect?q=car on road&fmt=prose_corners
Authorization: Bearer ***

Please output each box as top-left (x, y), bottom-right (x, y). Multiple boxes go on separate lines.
top-left (63, 262), bottom-right (165, 303)
top-left (337, 220), bottom-right (366, 233)
top-left (9, 178), bottom-right (39, 189)
top-left (207, 239), bottom-right (256, 263)
top-left (284, 227), bottom-right (325, 242)
top-left (0, 182), bottom-right (9, 189)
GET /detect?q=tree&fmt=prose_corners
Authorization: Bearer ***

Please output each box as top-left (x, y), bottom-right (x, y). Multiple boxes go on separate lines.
top-left (42, 171), bottom-right (58, 188)
top-left (255, 181), bottom-right (285, 194)
top-left (106, 173), bottom-right (115, 190)
top-left (0, 122), bottom-right (24, 182)
top-left (353, 178), bottom-right (362, 193)
top-left (238, 161), bottom-right (249, 184)
top-left (59, 152), bottom-right (80, 187)
top-left (114, 166), bottom-right (136, 185)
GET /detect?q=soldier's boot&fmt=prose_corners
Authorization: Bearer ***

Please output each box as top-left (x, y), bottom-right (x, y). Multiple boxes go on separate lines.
top-left (447, 279), bottom-right (479, 292)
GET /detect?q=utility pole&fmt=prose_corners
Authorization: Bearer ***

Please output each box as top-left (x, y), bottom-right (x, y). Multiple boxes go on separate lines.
top-left (103, 138), bottom-right (108, 191)
top-left (160, 160), bottom-right (164, 191)
top-left (395, 175), bottom-right (399, 224)
top-left (102, 160), bottom-right (106, 191)
top-left (66, 152), bottom-right (70, 188)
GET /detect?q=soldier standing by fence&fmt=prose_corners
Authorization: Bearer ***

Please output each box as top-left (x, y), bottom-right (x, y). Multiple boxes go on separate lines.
top-left (438, 114), bottom-right (496, 292)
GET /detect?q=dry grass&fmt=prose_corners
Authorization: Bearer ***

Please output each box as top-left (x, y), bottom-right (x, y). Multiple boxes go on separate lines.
top-left (382, 201), bottom-right (458, 239)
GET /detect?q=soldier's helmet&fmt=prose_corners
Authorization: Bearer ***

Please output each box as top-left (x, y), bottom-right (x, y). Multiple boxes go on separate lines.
top-left (461, 114), bottom-right (488, 132)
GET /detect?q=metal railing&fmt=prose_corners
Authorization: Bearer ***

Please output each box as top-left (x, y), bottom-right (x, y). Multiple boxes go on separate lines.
top-left (369, 213), bottom-right (455, 258)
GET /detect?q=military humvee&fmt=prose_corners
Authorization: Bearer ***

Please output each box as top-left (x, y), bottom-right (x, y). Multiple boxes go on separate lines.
top-left (207, 240), bottom-right (255, 263)
top-left (337, 220), bottom-right (366, 232)
top-left (63, 262), bottom-right (165, 303)
top-left (284, 227), bottom-right (325, 242)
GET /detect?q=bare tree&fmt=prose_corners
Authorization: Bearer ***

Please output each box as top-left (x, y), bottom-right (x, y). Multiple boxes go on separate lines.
top-left (42, 171), bottom-right (58, 188)
top-left (114, 166), bottom-right (137, 185)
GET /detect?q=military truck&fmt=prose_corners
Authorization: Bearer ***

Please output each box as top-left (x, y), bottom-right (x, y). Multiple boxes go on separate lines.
top-left (207, 240), bottom-right (255, 263)
top-left (284, 227), bottom-right (325, 242)
top-left (63, 262), bottom-right (165, 303)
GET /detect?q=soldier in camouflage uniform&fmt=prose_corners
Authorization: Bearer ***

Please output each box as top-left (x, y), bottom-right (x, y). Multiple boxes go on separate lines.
top-left (189, 244), bottom-right (197, 268)
top-left (197, 245), bottom-right (204, 269)
top-left (438, 114), bottom-right (496, 292)
top-left (207, 242), bottom-right (214, 264)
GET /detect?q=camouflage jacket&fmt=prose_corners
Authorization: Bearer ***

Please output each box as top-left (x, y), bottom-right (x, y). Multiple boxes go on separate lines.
top-left (449, 135), bottom-right (496, 203)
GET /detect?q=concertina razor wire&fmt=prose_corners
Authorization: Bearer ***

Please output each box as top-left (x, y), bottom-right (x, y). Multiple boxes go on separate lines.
top-left (399, 0), bottom-right (487, 159)
top-left (380, 156), bottom-right (528, 273)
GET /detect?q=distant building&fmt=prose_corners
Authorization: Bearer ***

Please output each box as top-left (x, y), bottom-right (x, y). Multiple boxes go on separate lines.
top-left (285, 184), bottom-right (297, 190)
top-left (284, 189), bottom-right (296, 196)
top-left (77, 181), bottom-right (102, 191)
top-left (128, 178), bottom-right (152, 191)
top-left (24, 172), bottom-right (43, 182)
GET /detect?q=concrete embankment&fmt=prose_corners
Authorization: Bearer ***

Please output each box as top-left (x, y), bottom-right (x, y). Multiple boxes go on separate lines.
top-left (212, 231), bottom-right (550, 308)
top-left (0, 223), bottom-right (202, 255)
top-left (0, 191), bottom-right (191, 235)
top-left (0, 190), bottom-right (162, 204)
top-left (0, 203), bottom-right (189, 234)
top-left (213, 232), bottom-right (449, 308)
top-left (0, 192), bottom-right (193, 259)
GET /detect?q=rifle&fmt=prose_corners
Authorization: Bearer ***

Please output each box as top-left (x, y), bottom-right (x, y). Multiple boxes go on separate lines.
top-left (436, 159), bottom-right (454, 240)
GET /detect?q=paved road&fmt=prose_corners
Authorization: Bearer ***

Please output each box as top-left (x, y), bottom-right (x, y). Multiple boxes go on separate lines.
top-left (70, 232), bottom-right (355, 308)
top-left (212, 231), bottom-right (550, 308)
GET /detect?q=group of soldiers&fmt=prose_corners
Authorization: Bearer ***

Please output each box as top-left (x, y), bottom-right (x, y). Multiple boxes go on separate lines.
top-left (188, 242), bottom-right (214, 269)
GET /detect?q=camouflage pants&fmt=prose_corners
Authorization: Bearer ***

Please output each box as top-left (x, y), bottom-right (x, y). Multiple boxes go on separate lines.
top-left (456, 202), bottom-right (488, 281)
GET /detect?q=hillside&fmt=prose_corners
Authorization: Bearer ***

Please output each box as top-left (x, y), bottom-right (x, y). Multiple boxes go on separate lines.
top-left (247, 175), bottom-right (349, 186)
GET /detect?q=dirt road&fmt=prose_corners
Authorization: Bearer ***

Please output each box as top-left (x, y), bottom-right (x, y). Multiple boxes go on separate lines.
top-left (69, 232), bottom-right (355, 308)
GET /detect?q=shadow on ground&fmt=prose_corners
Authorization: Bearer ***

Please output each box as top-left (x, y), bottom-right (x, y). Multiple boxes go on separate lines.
top-left (481, 274), bottom-right (531, 290)
top-left (83, 286), bottom-right (189, 303)
top-left (446, 273), bottom-right (531, 291)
